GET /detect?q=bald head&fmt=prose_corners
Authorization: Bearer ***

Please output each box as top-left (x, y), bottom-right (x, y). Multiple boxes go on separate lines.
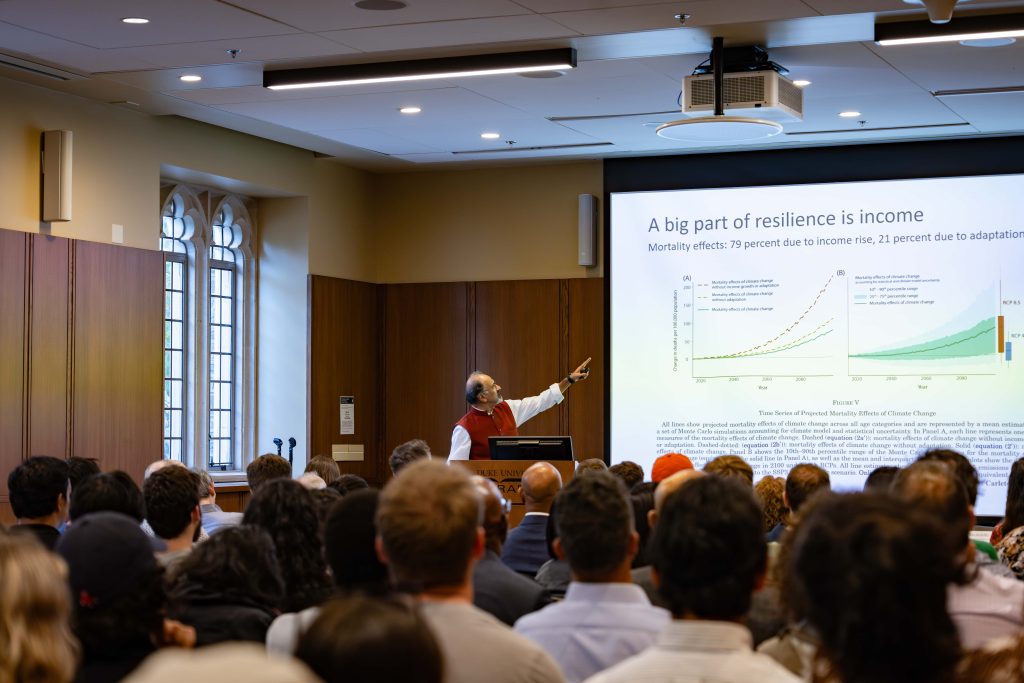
top-left (650, 469), bottom-right (704, 530)
top-left (472, 476), bottom-right (509, 553)
top-left (144, 459), bottom-right (185, 480)
top-left (521, 462), bottom-right (562, 513)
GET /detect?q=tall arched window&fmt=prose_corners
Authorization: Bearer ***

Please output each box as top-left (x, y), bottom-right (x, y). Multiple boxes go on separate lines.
top-left (160, 185), bottom-right (256, 477)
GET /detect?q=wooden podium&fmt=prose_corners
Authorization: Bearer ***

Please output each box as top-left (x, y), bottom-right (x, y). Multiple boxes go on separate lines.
top-left (453, 460), bottom-right (575, 528)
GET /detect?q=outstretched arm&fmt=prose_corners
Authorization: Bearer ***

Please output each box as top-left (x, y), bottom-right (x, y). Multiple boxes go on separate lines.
top-left (558, 357), bottom-right (592, 394)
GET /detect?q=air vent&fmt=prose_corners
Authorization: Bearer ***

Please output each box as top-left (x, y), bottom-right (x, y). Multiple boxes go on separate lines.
top-left (0, 53), bottom-right (86, 81)
top-left (785, 123), bottom-right (970, 136)
top-left (684, 71), bottom-right (802, 122)
top-left (451, 142), bottom-right (612, 155)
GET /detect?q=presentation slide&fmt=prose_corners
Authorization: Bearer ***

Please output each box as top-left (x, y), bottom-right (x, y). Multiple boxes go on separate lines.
top-left (610, 173), bottom-right (1024, 516)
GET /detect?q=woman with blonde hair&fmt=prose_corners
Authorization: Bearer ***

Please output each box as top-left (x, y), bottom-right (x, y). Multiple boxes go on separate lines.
top-left (0, 531), bottom-right (78, 683)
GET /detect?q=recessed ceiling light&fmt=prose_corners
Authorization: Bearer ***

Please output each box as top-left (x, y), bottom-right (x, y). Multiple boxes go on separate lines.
top-left (179, 74), bottom-right (203, 83)
top-left (793, 79), bottom-right (811, 87)
top-left (960, 37), bottom-right (1017, 47)
top-left (354, 0), bottom-right (407, 9)
top-left (839, 110), bottom-right (861, 118)
top-left (481, 132), bottom-right (500, 139)
top-left (399, 106), bottom-right (421, 114)
top-left (121, 17), bottom-right (149, 24)
top-left (520, 70), bottom-right (566, 79)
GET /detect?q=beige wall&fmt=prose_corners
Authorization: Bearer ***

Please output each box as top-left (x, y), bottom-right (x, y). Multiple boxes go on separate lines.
top-left (370, 162), bottom-right (603, 283)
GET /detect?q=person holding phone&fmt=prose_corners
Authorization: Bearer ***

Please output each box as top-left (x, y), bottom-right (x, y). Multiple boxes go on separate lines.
top-left (447, 358), bottom-right (592, 462)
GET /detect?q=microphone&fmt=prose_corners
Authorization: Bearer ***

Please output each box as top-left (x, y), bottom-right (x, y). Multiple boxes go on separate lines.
top-left (272, 438), bottom-right (283, 456)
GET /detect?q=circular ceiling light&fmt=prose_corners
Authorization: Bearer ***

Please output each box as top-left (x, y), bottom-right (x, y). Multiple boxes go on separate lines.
top-left (399, 106), bottom-right (421, 114)
top-left (179, 74), bottom-right (203, 83)
top-left (519, 70), bottom-right (566, 79)
top-left (793, 79), bottom-right (811, 87)
top-left (839, 110), bottom-right (861, 117)
top-left (656, 116), bottom-right (783, 142)
top-left (354, 0), bottom-right (407, 9)
top-left (960, 37), bottom-right (1016, 47)
top-left (480, 132), bottom-right (501, 139)
top-left (121, 17), bottom-right (149, 24)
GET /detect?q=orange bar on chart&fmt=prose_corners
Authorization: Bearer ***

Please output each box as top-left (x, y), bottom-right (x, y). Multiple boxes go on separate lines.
top-left (998, 315), bottom-right (1005, 353)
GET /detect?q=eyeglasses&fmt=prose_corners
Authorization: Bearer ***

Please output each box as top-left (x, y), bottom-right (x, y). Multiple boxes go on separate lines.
top-left (500, 496), bottom-right (512, 515)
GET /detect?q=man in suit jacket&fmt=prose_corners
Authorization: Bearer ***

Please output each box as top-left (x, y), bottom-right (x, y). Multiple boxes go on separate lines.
top-left (502, 462), bottom-right (562, 576)
top-left (472, 477), bottom-right (550, 625)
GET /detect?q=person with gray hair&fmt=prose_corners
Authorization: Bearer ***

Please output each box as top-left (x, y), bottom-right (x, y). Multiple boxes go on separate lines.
top-left (195, 468), bottom-right (243, 536)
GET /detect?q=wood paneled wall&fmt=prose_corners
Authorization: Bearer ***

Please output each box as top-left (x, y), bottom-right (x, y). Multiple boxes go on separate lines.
top-left (0, 227), bottom-right (163, 520)
top-left (308, 275), bottom-right (604, 486)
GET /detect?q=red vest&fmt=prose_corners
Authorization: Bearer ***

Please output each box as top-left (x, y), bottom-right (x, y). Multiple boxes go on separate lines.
top-left (456, 402), bottom-right (519, 460)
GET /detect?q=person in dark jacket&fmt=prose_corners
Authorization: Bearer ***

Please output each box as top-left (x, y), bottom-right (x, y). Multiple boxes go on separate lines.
top-left (167, 526), bottom-right (284, 646)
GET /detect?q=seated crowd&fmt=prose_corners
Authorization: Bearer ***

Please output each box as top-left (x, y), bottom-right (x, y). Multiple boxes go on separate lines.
top-left (7, 442), bottom-right (1024, 683)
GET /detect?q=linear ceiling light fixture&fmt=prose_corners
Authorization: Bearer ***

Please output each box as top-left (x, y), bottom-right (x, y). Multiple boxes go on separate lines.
top-left (875, 13), bottom-right (1024, 45)
top-left (263, 48), bottom-right (576, 91)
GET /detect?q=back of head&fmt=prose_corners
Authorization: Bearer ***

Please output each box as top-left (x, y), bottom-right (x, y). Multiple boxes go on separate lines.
top-left (918, 448), bottom-right (979, 506)
top-left (304, 456), bottom-right (342, 485)
top-left (70, 470), bottom-right (146, 522)
top-left (892, 461), bottom-right (972, 547)
top-left (785, 463), bottom-right (831, 514)
top-left (68, 456), bottom-right (101, 492)
top-left (169, 526), bottom-right (283, 610)
top-left (0, 533), bottom-right (77, 683)
top-left (521, 461), bottom-right (562, 510)
top-left (754, 476), bottom-right (786, 533)
top-left (8, 455), bottom-right (69, 520)
top-left (1004, 457), bottom-right (1024, 533)
top-left (651, 453), bottom-right (693, 483)
top-left (651, 476), bottom-right (766, 619)
top-left (703, 455), bottom-right (754, 486)
top-left (575, 458), bottom-right (608, 476)
top-left (389, 439), bottom-right (431, 477)
top-left (784, 493), bottom-right (965, 683)
top-left (376, 460), bottom-right (482, 589)
top-left (630, 486), bottom-right (656, 568)
top-left (554, 472), bottom-right (634, 580)
top-left (608, 461), bottom-right (645, 490)
top-left (246, 454), bottom-right (292, 494)
top-left (472, 476), bottom-right (509, 553)
top-left (144, 467), bottom-right (200, 540)
top-left (193, 469), bottom-right (214, 500)
top-left (324, 489), bottom-right (389, 595)
top-left (328, 474), bottom-right (369, 497)
top-left (56, 512), bottom-right (165, 652)
top-left (243, 479), bottom-right (330, 612)
top-left (123, 643), bottom-right (320, 683)
top-left (295, 596), bottom-right (442, 683)
top-left (864, 466), bottom-right (901, 493)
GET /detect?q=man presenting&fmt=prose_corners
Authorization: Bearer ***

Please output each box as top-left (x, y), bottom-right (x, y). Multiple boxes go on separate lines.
top-left (448, 358), bottom-right (591, 461)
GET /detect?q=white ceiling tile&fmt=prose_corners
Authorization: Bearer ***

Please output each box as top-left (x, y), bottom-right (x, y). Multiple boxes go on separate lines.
top-left (937, 92), bottom-right (1024, 132)
top-left (518, 0), bottom-right (693, 11)
top-left (548, 1), bottom-right (818, 36)
top-left (0, 0), bottom-right (299, 49)
top-left (172, 81), bottom-right (455, 106)
top-left (312, 128), bottom-right (445, 155)
top-left (786, 90), bottom-right (966, 131)
top-left (802, 0), bottom-right (1017, 14)
top-left (0, 21), bottom-right (159, 72)
top-left (226, 0), bottom-right (532, 33)
top-left (866, 40), bottom-right (1024, 91)
top-left (319, 14), bottom-right (578, 52)
top-left (111, 33), bottom-right (360, 70)
top-left (101, 63), bottom-right (264, 91)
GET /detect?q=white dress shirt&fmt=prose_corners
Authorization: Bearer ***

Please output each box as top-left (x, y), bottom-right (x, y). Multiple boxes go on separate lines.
top-left (448, 383), bottom-right (564, 461)
top-left (948, 562), bottom-right (1024, 648)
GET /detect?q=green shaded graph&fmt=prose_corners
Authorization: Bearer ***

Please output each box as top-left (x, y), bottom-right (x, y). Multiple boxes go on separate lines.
top-left (850, 317), bottom-right (996, 360)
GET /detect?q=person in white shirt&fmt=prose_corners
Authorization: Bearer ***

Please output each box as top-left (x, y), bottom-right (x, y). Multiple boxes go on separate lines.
top-left (448, 359), bottom-right (590, 462)
top-left (515, 471), bottom-right (669, 683)
top-left (586, 475), bottom-right (798, 683)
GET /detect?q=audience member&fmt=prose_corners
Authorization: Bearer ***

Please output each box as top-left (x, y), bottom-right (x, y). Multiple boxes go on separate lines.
top-left (123, 643), bottom-right (318, 683)
top-left (295, 596), bottom-right (442, 683)
top-left (892, 460), bottom-right (1024, 647)
top-left (304, 455), bottom-right (341, 485)
top-left (310, 487), bottom-right (343, 534)
top-left (864, 465), bottom-right (900, 493)
top-left (785, 493), bottom-right (968, 683)
top-left (767, 463), bottom-right (830, 542)
top-left (56, 512), bottom-right (195, 682)
top-left (375, 460), bottom-right (564, 683)
top-left (390, 439), bottom-right (432, 476)
top-left (144, 467), bottom-right (202, 570)
top-left (243, 479), bottom-right (332, 613)
top-left (997, 457), bottom-right (1024, 576)
top-left (534, 501), bottom-right (571, 599)
top-left (472, 476), bottom-right (550, 625)
top-left (245, 454), bottom-right (292, 494)
top-left (576, 458), bottom-right (608, 475)
top-left (516, 472), bottom-right (669, 683)
top-left (703, 454), bottom-right (754, 486)
top-left (143, 459), bottom-right (185, 479)
top-left (0, 532), bottom-right (77, 683)
top-left (755, 476), bottom-right (786, 533)
top-left (629, 485), bottom-right (655, 569)
top-left (67, 456), bottom-right (101, 497)
top-left (328, 473), bottom-right (370, 496)
top-left (295, 472), bottom-right (327, 490)
top-left (69, 470), bottom-right (146, 523)
top-left (608, 461), bottom-right (644, 490)
top-left (167, 526), bottom-right (283, 646)
top-left (8, 455), bottom-right (70, 550)
top-left (588, 476), bottom-right (796, 683)
top-left (266, 488), bottom-right (390, 655)
top-left (650, 453), bottom-right (692, 483)
top-left (193, 469), bottom-right (242, 536)
top-left (502, 461), bottom-right (562, 576)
